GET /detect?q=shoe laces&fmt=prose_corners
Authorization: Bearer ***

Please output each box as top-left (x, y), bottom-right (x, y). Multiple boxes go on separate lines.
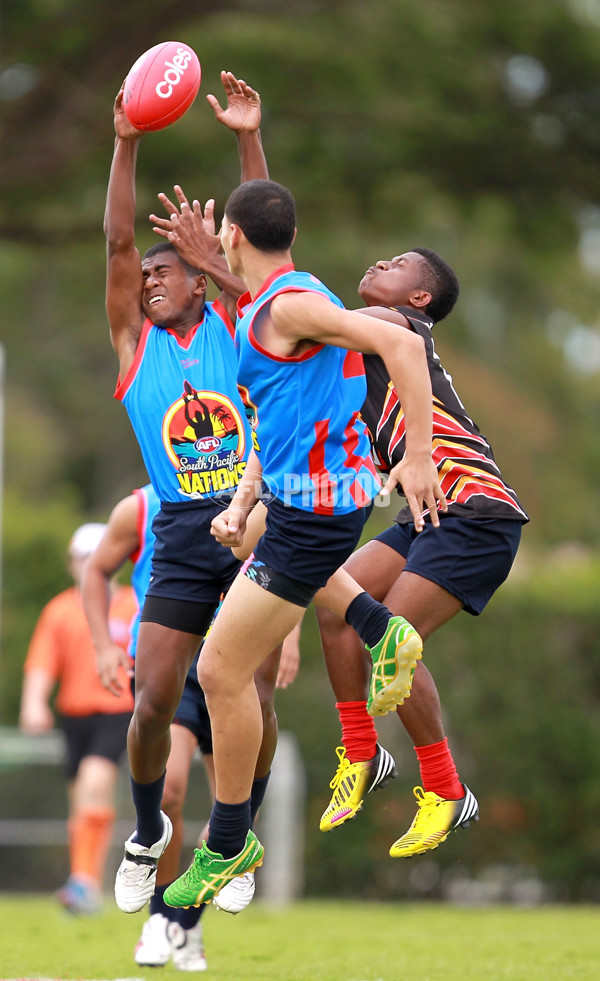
top-left (178, 845), bottom-right (208, 888)
top-left (121, 860), bottom-right (153, 886)
top-left (329, 746), bottom-right (352, 790)
top-left (412, 786), bottom-right (447, 826)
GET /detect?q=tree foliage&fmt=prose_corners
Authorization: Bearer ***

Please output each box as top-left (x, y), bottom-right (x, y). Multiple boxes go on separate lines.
top-left (3, 0), bottom-right (600, 890)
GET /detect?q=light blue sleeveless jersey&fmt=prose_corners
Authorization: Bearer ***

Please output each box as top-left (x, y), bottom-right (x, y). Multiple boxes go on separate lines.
top-left (115, 301), bottom-right (252, 502)
top-left (235, 265), bottom-right (380, 515)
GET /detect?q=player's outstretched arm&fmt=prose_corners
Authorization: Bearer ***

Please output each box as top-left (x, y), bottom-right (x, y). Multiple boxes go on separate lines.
top-left (104, 87), bottom-right (145, 377)
top-left (81, 496), bottom-right (138, 697)
top-left (270, 292), bottom-right (446, 530)
top-left (208, 71), bottom-right (269, 182)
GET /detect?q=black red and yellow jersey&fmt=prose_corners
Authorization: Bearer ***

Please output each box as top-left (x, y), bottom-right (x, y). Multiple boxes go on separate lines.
top-left (361, 306), bottom-right (528, 525)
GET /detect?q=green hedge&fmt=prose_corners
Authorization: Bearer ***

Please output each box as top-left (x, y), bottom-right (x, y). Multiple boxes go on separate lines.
top-left (275, 551), bottom-right (600, 899)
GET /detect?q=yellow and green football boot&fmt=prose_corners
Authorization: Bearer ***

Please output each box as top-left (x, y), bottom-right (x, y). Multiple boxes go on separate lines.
top-left (164, 830), bottom-right (264, 909)
top-left (367, 615), bottom-right (423, 717)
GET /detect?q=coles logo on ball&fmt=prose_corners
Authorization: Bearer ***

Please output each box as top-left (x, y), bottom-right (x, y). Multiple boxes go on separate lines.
top-left (155, 46), bottom-right (194, 99)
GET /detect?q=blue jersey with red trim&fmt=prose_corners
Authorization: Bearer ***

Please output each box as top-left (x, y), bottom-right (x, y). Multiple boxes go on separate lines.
top-left (115, 301), bottom-right (252, 503)
top-left (235, 265), bottom-right (381, 515)
top-left (128, 483), bottom-right (160, 659)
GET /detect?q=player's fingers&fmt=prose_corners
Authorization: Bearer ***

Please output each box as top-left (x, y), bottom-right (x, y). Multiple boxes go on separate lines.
top-left (149, 213), bottom-right (170, 228)
top-left (157, 191), bottom-right (178, 215)
top-left (427, 496), bottom-right (441, 528)
top-left (380, 472), bottom-right (398, 497)
top-left (405, 492), bottom-right (425, 533)
top-left (206, 93), bottom-right (223, 115)
top-left (173, 184), bottom-right (190, 208)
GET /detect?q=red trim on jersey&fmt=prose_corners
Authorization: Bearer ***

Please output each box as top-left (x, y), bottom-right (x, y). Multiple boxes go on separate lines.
top-left (247, 286), bottom-right (325, 363)
top-left (212, 296), bottom-right (236, 339)
top-left (342, 350), bottom-right (365, 378)
top-left (341, 412), bottom-right (379, 506)
top-left (165, 313), bottom-right (204, 350)
top-left (253, 263), bottom-right (296, 302)
top-left (308, 419), bottom-right (336, 516)
top-left (236, 263), bottom-right (296, 318)
top-left (114, 319), bottom-right (153, 402)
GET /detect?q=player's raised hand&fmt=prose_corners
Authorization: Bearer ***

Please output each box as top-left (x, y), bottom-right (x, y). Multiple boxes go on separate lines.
top-left (207, 70), bottom-right (261, 133)
top-left (382, 454), bottom-right (447, 532)
top-left (113, 87), bottom-right (142, 141)
top-left (150, 185), bottom-right (221, 268)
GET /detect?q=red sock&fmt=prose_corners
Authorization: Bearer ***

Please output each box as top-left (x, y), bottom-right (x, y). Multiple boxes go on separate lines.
top-left (336, 701), bottom-right (378, 763)
top-left (414, 738), bottom-right (463, 800)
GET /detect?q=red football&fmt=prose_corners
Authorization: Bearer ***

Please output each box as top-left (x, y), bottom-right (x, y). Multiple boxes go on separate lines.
top-left (123, 41), bottom-right (201, 132)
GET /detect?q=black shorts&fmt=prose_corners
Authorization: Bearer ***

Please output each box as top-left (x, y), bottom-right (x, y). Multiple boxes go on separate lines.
top-left (59, 712), bottom-right (131, 780)
top-left (250, 497), bottom-right (371, 605)
top-left (141, 497), bottom-right (241, 634)
top-left (173, 650), bottom-right (212, 754)
top-left (375, 513), bottom-right (522, 616)
top-left (146, 497), bottom-right (241, 605)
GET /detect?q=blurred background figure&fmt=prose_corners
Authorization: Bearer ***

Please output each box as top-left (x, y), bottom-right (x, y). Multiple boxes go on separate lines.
top-left (19, 523), bottom-right (136, 915)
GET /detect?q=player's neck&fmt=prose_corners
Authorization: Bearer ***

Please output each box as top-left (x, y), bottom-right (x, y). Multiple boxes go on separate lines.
top-left (243, 251), bottom-right (293, 300)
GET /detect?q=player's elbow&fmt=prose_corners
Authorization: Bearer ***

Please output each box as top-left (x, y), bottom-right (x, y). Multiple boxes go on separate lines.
top-left (105, 230), bottom-right (135, 256)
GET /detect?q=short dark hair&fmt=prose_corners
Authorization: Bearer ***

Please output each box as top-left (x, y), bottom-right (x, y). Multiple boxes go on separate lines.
top-left (411, 247), bottom-right (459, 323)
top-left (142, 242), bottom-right (202, 278)
top-left (225, 179), bottom-right (296, 252)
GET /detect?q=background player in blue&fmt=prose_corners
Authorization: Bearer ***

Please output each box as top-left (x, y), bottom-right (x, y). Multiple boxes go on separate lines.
top-left (82, 485), bottom-right (210, 970)
top-left (159, 178), bottom-right (446, 910)
top-left (316, 249), bottom-right (527, 856)
top-left (83, 485), bottom-right (302, 949)
top-left (104, 72), bottom-right (281, 917)
top-left (83, 484), bottom-right (300, 966)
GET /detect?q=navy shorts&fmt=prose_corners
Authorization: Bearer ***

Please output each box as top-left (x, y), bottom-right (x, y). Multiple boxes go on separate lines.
top-left (375, 513), bottom-right (522, 616)
top-left (173, 651), bottom-right (212, 754)
top-left (146, 497), bottom-right (241, 605)
top-left (251, 497), bottom-right (372, 604)
top-left (59, 711), bottom-right (131, 780)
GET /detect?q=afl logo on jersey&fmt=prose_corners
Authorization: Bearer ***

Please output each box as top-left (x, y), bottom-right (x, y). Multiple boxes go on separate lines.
top-left (195, 435), bottom-right (221, 453)
top-left (162, 382), bottom-right (248, 499)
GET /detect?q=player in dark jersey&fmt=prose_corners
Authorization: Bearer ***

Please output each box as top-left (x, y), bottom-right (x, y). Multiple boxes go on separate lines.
top-left (157, 179), bottom-right (446, 911)
top-left (104, 72), bottom-right (284, 918)
top-left (317, 248), bottom-right (528, 857)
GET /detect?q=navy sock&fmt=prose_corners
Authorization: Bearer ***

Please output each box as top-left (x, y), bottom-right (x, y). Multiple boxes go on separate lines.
top-left (176, 903), bottom-right (204, 929)
top-left (207, 798), bottom-right (251, 859)
top-left (345, 591), bottom-right (393, 649)
top-left (151, 884), bottom-right (204, 927)
top-left (250, 773), bottom-right (270, 826)
top-left (150, 883), bottom-right (175, 920)
top-left (130, 772), bottom-right (166, 847)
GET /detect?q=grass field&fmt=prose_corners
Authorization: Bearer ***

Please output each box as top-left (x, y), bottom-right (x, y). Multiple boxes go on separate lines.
top-left (1, 896), bottom-right (598, 981)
